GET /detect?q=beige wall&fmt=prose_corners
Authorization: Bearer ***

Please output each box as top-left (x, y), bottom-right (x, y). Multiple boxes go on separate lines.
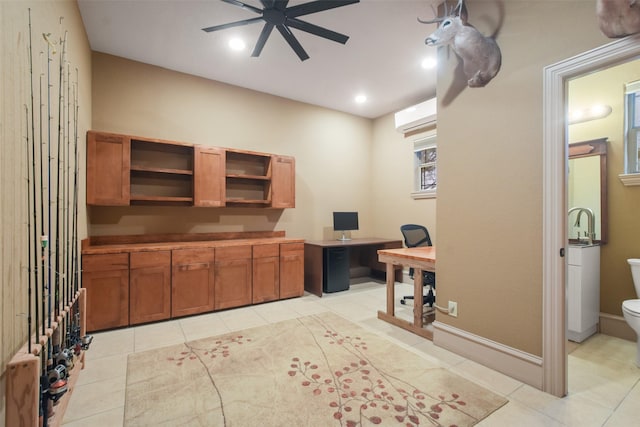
top-left (568, 60), bottom-right (640, 315)
top-left (434, 1), bottom-right (609, 356)
top-left (0, 0), bottom-right (92, 421)
top-left (371, 115), bottom-right (437, 242)
top-left (90, 52), bottom-right (378, 242)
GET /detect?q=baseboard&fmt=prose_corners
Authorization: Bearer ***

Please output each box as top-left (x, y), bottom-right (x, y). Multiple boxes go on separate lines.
top-left (433, 321), bottom-right (543, 390)
top-left (599, 312), bottom-right (636, 342)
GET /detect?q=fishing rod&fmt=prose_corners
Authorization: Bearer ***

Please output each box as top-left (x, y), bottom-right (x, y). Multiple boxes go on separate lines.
top-left (25, 105), bottom-right (33, 355)
top-left (53, 30), bottom-right (67, 325)
top-left (27, 9), bottom-right (39, 356)
top-left (42, 30), bottom-right (56, 427)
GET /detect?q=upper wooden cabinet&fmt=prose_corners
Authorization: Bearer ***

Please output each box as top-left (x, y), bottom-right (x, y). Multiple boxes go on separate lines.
top-left (86, 130), bottom-right (295, 208)
top-left (86, 131), bottom-right (130, 205)
top-left (194, 146), bottom-right (225, 207)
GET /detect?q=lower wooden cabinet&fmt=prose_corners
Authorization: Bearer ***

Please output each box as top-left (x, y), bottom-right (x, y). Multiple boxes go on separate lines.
top-left (252, 243), bottom-right (280, 303)
top-left (280, 243), bottom-right (304, 298)
top-left (130, 251), bottom-right (171, 325)
top-left (215, 245), bottom-right (252, 310)
top-left (82, 253), bottom-right (129, 332)
top-left (83, 237), bottom-right (304, 331)
top-left (172, 248), bottom-right (215, 317)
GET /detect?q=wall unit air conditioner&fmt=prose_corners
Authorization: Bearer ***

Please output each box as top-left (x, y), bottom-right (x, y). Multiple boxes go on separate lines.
top-left (394, 97), bottom-right (437, 133)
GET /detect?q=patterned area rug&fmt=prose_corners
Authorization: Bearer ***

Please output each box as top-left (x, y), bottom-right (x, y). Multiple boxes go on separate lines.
top-left (124, 312), bottom-right (507, 426)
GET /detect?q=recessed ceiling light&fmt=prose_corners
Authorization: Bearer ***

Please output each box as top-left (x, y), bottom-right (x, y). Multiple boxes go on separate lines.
top-left (355, 94), bottom-right (367, 104)
top-left (421, 57), bottom-right (437, 69)
top-left (228, 38), bottom-right (246, 51)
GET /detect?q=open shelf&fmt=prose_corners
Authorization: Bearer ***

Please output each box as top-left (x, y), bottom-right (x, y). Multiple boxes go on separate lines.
top-left (130, 165), bottom-right (193, 176)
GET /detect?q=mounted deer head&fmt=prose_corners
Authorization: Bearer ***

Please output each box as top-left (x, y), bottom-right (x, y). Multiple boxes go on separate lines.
top-left (597, 0), bottom-right (640, 38)
top-left (419, 0), bottom-right (502, 88)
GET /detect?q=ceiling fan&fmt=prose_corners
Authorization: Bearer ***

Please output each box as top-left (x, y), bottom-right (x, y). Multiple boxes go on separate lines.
top-left (202, 0), bottom-right (360, 61)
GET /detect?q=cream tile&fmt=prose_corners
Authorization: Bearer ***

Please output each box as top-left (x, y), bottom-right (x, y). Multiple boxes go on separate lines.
top-left (62, 406), bottom-right (124, 426)
top-left (133, 320), bottom-right (185, 352)
top-left (252, 300), bottom-right (301, 323)
top-left (450, 359), bottom-right (523, 396)
top-left (218, 306), bottom-right (268, 331)
top-left (604, 381), bottom-right (640, 426)
top-left (63, 375), bottom-right (126, 423)
top-left (87, 328), bottom-right (134, 359)
top-left (477, 399), bottom-right (563, 427)
top-left (178, 312), bottom-right (230, 342)
top-left (511, 384), bottom-right (613, 427)
top-left (76, 352), bottom-right (128, 386)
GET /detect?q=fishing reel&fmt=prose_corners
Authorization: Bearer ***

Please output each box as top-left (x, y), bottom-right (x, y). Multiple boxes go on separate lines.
top-left (55, 348), bottom-right (74, 369)
top-left (48, 378), bottom-right (68, 403)
top-left (47, 364), bottom-right (67, 384)
top-left (81, 334), bottom-right (93, 350)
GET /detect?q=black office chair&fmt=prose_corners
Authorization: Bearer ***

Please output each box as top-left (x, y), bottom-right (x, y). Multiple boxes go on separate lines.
top-left (399, 224), bottom-right (436, 307)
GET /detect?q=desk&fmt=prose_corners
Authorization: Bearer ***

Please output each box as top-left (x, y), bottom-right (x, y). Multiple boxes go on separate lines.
top-left (304, 238), bottom-right (403, 296)
top-left (377, 246), bottom-right (436, 340)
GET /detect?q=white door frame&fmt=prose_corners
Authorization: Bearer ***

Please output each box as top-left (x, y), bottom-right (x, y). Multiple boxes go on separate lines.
top-left (542, 34), bottom-right (640, 397)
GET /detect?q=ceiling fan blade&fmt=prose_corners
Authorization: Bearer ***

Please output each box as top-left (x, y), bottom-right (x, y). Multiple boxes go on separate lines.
top-left (276, 25), bottom-right (309, 61)
top-left (285, 0), bottom-right (359, 18)
top-left (273, 0), bottom-right (289, 10)
top-left (252, 22), bottom-right (275, 57)
top-left (286, 18), bottom-right (349, 44)
top-left (222, 0), bottom-right (264, 15)
top-left (202, 17), bottom-right (262, 32)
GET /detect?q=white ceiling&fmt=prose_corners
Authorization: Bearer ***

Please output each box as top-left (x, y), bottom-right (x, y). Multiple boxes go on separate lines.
top-left (77, 0), bottom-right (441, 119)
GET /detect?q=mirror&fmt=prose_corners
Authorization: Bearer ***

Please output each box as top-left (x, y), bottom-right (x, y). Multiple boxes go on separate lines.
top-left (568, 138), bottom-right (607, 244)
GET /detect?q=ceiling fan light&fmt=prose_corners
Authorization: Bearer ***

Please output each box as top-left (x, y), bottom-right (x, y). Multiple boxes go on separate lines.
top-left (228, 38), bottom-right (246, 51)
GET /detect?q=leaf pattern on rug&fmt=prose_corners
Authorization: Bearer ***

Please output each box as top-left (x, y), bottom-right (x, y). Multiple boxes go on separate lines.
top-left (166, 335), bottom-right (251, 366)
top-left (288, 324), bottom-right (471, 427)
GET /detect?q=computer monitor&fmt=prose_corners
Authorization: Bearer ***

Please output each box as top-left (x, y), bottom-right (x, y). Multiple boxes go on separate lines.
top-left (333, 212), bottom-right (359, 241)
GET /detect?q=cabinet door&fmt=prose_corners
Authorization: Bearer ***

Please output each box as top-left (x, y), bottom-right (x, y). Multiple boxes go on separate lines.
top-left (271, 155), bottom-right (295, 208)
top-left (252, 244), bottom-right (280, 303)
top-left (86, 131), bottom-right (130, 205)
top-left (194, 146), bottom-right (225, 207)
top-left (82, 253), bottom-right (129, 332)
top-left (172, 248), bottom-right (215, 317)
top-left (130, 251), bottom-right (171, 325)
top-left (280, 243), bottom-right (304, 298)
top-left (215, 246), bottom-right (252, 310)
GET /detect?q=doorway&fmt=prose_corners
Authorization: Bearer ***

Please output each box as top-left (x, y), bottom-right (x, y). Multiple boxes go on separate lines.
top-left (543, 34), bottom-right (640, 397)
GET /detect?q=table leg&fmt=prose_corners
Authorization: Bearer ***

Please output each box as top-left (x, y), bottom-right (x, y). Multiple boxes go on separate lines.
top-left (414, 268), bottom-right (423, 328)
top-left (386, 262), bottom-right (395, 316)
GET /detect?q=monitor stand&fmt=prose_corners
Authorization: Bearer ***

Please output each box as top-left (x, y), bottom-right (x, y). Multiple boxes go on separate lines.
top-left (337, 231), bottom-right (351, 241)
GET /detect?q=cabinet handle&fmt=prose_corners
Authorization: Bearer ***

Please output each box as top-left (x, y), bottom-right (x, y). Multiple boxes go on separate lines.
top-left (178, 262), bottom-right (210, 271)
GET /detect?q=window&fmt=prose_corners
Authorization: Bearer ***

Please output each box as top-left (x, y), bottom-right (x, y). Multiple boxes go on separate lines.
top-left (624, 80), bottom-right (640, 174)
top-left (411, 134), bottom-right (437, 199)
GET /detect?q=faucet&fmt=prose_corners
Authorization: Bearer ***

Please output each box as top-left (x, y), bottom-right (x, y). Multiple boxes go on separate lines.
top-left (568, 207), bottom-right (596, 244)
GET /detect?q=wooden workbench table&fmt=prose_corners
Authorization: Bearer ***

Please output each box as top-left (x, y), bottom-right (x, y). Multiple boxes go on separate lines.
top-left (377, 246), bottom-right (436, 340)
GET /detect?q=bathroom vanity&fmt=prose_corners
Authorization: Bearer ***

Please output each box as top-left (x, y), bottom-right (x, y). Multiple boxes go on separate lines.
top-left (567, 244), bottom-right (601, 342)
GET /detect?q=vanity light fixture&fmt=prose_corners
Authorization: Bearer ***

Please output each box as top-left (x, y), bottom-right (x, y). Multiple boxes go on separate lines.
top-left (568, 104), bottom-right (612, 125)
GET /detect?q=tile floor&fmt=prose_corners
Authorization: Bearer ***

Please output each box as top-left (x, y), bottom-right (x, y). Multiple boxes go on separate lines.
top-left (61, 280), bottom-right (640, 426)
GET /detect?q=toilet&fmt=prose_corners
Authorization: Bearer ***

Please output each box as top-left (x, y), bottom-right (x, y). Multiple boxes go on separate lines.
top-left (623, 259), bottom-right (640, 367)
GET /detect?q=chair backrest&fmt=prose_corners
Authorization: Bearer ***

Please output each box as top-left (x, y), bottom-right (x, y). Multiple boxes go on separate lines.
top-left (400, 224), bottom-right (432, 248)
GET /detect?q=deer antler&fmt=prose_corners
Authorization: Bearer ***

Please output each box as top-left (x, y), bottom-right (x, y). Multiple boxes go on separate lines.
top-left (417, 2), bottom-right (449, 24)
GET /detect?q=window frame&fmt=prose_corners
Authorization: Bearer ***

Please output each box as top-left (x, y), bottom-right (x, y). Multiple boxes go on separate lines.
top-left (411, 133), bottom-right (437, 199)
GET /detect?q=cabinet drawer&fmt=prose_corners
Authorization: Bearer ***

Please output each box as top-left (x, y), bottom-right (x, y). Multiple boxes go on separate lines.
top-left (280, 242), bottom-right (303, 254)
top-left (216, 245), bottom-right (251, 261)
top-left (130, 250), bottom-right (171, 269)
top-left (172, 248), bottom-right (215, 266)
top-left (253, 243), bottom-right (279, 258)
top-left (83, 253), bottom-right (129, 272)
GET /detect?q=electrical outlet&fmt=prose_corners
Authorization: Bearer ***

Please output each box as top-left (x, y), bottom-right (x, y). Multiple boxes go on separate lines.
top-left (448, 301), bottom-right (458, 318)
